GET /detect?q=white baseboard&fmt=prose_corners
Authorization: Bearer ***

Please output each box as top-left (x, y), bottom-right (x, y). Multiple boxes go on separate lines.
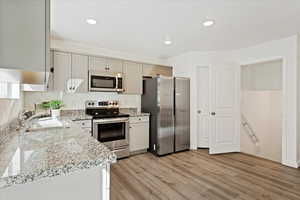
top-left (282, 160), bottom-right (299, 168)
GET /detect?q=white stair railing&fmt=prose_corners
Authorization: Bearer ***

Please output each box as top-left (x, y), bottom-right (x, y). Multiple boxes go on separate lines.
top-left (241, 114), bottom-right (259, 147)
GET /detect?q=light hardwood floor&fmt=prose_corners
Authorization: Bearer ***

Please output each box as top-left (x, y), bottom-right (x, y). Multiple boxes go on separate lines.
top-left (110, 149), bottom-right (300, 200)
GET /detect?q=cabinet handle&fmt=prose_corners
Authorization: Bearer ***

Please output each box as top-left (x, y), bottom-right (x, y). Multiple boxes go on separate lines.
top-left (211, 112), bottom-right (216, 116)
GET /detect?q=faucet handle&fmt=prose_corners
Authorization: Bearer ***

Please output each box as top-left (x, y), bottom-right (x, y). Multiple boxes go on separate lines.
top-left (20, 110), bottom-right (35, 120)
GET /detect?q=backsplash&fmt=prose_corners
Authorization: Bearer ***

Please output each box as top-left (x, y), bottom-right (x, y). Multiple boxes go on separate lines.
top-left (24, 91), bottom-right (141, 112)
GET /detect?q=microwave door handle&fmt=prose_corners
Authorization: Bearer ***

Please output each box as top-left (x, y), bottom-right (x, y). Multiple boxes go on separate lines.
top-left (115, 76), bottom-right (118, 90)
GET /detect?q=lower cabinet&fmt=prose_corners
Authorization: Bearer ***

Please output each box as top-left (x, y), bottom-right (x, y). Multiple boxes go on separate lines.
top-left (129, 116), bottom-right (149, 154)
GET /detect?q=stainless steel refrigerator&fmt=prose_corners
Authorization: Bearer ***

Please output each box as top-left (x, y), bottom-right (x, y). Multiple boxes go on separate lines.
top-left (142, 76), bottom-right (190, 156)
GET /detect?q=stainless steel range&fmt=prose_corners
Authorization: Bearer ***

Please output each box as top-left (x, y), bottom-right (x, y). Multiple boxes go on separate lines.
top-left (85, 100), bottom-right (130, 159)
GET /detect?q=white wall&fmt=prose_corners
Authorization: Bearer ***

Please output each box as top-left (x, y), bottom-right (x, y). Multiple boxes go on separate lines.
top-left (23, 91), bottom-right (141, 111)
top-left (168, 35), bottom-right (299, 168)
top-left (241, 90), bottom-right (282, 162)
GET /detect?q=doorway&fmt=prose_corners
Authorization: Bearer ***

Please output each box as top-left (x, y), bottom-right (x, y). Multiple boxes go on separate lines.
top-left (240, 59), bottom-right (283, 162)
top-left (196, 63), bottom-right (240, 154)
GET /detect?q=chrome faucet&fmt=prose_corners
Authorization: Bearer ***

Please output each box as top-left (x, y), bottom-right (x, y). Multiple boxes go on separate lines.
top-left (18, 103), bottom-right (50, 128)
top-left (18, 110), bottom-right (35, 128)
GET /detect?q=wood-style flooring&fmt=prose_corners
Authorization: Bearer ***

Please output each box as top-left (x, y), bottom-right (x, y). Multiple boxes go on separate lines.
top-left (110, 149), bottom-right (300, 200)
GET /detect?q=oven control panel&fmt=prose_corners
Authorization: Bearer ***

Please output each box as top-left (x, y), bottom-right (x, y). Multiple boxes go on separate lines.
top-left (85, 100), bottom-right (119, 108)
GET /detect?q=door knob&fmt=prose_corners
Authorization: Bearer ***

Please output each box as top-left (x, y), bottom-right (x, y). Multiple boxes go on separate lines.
top-left (211, 112), bottom-right (216, 116)
top-left (197, 110), bottom-right (201, 114)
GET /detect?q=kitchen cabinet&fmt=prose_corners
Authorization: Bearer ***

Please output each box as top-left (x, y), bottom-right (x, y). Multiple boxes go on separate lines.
top-left (53, 51), bottom-right (71, 92)
top-left (0, 0), bottom-right (50, 72)
top-left (89, 56), bottom-right (123, 73)
top-left (123, 61), bottom-right (143, 94)
top-left (143, 64), bottom-right (172, 77)
top-left (47, 50), bottom-right (54, 90)
top-left (73, 119), bottom-right (92, 135)
top-left (71, 54), bottom-right (88, 93)
top-left (53, 51), bottom-right (88, 93)
top-left (129, 116), bottom-right (149, 154)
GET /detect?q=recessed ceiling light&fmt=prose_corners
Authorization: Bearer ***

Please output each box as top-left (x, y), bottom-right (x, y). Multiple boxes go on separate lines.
top-left (164, 36), bottom-right (172, 45)
top-left (203, 20), bottom-right (215, 27)
top-left (86, 18), bottom-right (97, 25)
top-left (164, 40), bottom-right (172, 45)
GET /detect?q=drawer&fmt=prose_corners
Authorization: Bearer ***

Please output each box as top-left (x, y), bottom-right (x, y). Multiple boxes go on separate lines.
top-left (74, 120), bottom-right (91, 128)
top-left (129, 116), bottom-right (149, 123)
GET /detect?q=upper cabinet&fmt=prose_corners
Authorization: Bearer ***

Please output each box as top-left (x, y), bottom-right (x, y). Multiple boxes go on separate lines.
top-left (89, 56), bottom-right (123, 73)
top-left (143, 64), bottom-right (172, 77)
top-left (71, 54), bottom-right (89, 93)
top-left (53, 52), bottom-right (71, 92)
top-left (51, 50), bottom-right (171, 94)
top-left (53, 51), bottom-right (88, 93)
top-left (123, 61), bottom-right (143, 94)
top-left (0, 0), bottom-right (50, 72)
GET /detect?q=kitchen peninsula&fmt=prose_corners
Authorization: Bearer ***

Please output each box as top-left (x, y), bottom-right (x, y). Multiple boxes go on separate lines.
top-left (0, 117), bottom-right (116, 200)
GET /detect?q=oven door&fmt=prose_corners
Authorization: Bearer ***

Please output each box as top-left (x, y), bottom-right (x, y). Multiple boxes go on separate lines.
top-left (89, 73), bottom-right (118, 92)
top-left (93, 118), bottom-right (129, 147)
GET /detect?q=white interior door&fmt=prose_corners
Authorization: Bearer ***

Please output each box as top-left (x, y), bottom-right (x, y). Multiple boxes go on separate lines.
top-left (209, 62), bottom-right (240, 154)
top-left (197, 66), bottom-right (210, 148)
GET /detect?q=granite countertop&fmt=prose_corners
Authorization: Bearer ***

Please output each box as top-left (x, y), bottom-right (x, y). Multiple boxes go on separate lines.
top-left (61, 109), bottom-right (150, 119)
top-left (61, 110), bottom-right (93, 121)
top-left (0, 118), bottom-right (116, 189)
top-left (119, 108), bottom-right (150, 117)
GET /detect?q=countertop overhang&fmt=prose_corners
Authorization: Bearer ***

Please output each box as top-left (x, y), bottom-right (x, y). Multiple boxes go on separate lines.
top-left (0, 118), bottom-right (116, 189)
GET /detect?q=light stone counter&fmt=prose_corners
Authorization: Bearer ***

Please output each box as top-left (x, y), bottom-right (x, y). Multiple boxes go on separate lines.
top-left (0, 118), bottom-right (116, 190)
top-left (120, 108), bottom-right (150, 117)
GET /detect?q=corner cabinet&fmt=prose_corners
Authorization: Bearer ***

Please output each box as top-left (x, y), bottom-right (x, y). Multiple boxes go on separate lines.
top-left (123, 61), bottom-right (143, 94)
top-left (143, 64), bottom-right (172, 77)
top-left (0, 0), bottom-right (50, 72)
top-left (53, 51), bottom-right (88, 93)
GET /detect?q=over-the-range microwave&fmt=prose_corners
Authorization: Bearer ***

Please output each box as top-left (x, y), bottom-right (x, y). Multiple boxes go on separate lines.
top-left (89, 71), bottom-right (123, 92)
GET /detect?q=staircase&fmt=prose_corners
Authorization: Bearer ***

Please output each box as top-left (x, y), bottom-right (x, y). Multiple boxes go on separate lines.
top-left (241, 114), bottom-right (259, 147)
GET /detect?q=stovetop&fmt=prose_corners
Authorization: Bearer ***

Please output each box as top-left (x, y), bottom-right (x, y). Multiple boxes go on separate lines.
top-left (91, 113), bottom-right (130, 119)
top-left (85, 100), bottom-right (129, 119)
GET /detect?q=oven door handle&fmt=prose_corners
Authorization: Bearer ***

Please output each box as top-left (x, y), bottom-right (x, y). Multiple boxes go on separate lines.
top-left (93, 118), bottom-right (129, 124)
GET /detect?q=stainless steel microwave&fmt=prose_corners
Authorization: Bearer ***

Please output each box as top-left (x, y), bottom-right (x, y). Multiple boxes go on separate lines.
top-left (89, 71), bottom-right (123, 92)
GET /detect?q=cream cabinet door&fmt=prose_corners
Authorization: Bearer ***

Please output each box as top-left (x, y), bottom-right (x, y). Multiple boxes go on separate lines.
top-left (143, 64), bottom-right (172, 77)
top-left (53, 51), bottom-right (71, 91)
top-left (129, 122), bottom-right (150, 152)
top-left (89, 56), bottom-right (123, 73)
top-left (106, 58), bottom-right (123, 73)
top-left (47, 50), bottom-right (54, 91)
top-left (123, 61), bottom-right (143, 94)
top-left (0, 0), bottom-right (50, 72)
top-left (157, 66), bottom-right (173, 77)
top-left (88, 56), bottom-right (106, 71)
top-left (71, 54), bottom-right (88, 93)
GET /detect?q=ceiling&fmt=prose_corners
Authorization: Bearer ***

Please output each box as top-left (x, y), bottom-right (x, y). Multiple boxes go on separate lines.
top-left (51, 0), bottom-right (300, 59)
